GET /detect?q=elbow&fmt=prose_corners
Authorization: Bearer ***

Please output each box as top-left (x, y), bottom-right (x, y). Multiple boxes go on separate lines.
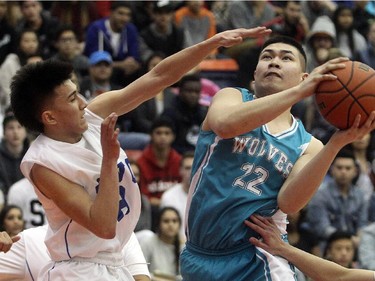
top-left (210, 118), bottom-right (236, 139)
top-left (93, 225), bottom-right (117, 239)
top-left (278, 198), bottom-right (302, 215)
top-left (214, 127), bottom-right (233, 139)
top-left (279, 204), bottom-right (300, 215)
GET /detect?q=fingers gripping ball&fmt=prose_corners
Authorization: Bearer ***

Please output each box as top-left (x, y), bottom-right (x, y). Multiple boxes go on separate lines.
top-left (315, 61), bottom-right (375, 129)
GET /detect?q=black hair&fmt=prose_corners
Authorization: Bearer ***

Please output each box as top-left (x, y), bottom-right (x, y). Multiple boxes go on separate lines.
top-left (182, 150), bottom-right (195, 161)
top-left (149, 117), bottom-right (175, 135)
top-left (157, 206), bottom-right (182, 275)
top-left (324, 230), bottom-right (354, 257)
top-left (110, 1), bottom-right (132, 11)
top-left (143, 51), bottom-right (166, 73)
top-left (333, 5), bottom-right (355, 57)
top-left (335, 146), bottom-right (356, 162)
top-left (260, 35), bottom-right (307, 71)
top-left (15, 28), bottom-right (40, 65)
top-left (0, 204), bottom-right (23, 232)
top-left (53, 24), bottom-right (77, 42)
top-left (2, 111), bottom-right (18, 132)
top-left (179, 74), bottom-right (201, 88)
top-left (10, 59), bottom-right (73, 133)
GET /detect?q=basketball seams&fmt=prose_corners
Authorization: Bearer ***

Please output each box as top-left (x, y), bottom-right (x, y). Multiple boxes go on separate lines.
top-left (316, 74), bottom-right (351, 118)
top-left (315, 61), bottom-right (375, 129)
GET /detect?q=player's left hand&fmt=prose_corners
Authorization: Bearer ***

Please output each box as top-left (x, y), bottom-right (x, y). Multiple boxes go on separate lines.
top-left (213, 27), bottom-right (272, 48)
top-left (101, 112), bottom-right (120, 161)
top-left (330, 111), bottom-right (375, 147)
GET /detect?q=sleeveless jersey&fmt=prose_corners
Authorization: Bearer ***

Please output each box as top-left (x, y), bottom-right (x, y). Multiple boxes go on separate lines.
top-left (21, 109), bottom-right (141, 261)
top-left (185, 88), bottom-right (312, 253)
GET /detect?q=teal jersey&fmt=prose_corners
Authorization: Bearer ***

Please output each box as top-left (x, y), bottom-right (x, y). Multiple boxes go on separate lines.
top-left (185, 88), bottom-right (312, 253)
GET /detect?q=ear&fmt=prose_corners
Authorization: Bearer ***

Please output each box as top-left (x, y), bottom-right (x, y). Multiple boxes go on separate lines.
top-left (301, 73), bottom-right (309, 81)
top-left (40, 110), bottom-right (57, 126)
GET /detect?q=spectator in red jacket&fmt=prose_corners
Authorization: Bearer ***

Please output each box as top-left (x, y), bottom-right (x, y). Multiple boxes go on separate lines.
top-left (137, 118), bottom-right (182, 231)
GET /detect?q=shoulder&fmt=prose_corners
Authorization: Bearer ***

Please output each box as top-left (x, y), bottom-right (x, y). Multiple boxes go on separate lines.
top-left (210, 87), bottom-right (244, 104)
top-left (303, 136), bottom-right (323, 156)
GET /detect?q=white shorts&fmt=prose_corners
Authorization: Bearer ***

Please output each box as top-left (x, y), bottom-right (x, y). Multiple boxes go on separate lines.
top-left (38, 252), bottom-right (135, 281)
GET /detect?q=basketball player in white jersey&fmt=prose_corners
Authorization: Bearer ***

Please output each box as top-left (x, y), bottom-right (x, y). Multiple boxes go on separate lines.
top-left (0, 227), bottom-right (150, 281)
top-left (9, 27), bottom-right (272, 280)
top-left (7, 178), bottom-right (46, 229)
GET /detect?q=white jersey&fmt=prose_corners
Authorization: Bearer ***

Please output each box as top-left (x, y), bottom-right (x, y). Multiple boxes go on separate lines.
top-left (21, 109), bottom-right (141, 262)
top-left (0, 226), bottom-right (149, 281)
top-left (0, 225), bottom-right (49, 281)
top-left (7, 178), bottom-right (46, 229)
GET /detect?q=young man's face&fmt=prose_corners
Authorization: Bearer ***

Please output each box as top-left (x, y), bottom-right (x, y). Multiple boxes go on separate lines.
top-left (151, 126), bottom-right (175, 149)
top-left (110, 6), bottom-right (132, 32)
top-left (21, 1), bottom-right (42, 22)
top-left (56, 30), bottom-right (78, 56)
top-left (3, 119), bottom-right (27, 148)
top-left (180, 156), bottom-right (194, 185)
top-left (330, 157), bottom-right (357, 187)
top-left (45, 80), bottom-right (88, 142)
top-left (253, 42), bottom-right (306, 97)
top-left (89, 62), bottom-right (113, 83)
top-left (179, 81), bottom-right (201, 108)
top-left (326, 238), bottom-right (355, 268)
top-left (284, 1), bottom-right (302, 25)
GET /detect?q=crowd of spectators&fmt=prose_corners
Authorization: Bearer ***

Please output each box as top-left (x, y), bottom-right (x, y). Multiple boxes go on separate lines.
top-left (1, 1), bottom-right (375, 280)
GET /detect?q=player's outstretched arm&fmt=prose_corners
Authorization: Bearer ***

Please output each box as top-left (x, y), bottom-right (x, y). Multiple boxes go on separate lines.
top-left (0, 232), bottom-right (20, 253)
top-left (245, 215), bottom-right (375, 281)
top-left (88, 27), bottom-right (272, 119)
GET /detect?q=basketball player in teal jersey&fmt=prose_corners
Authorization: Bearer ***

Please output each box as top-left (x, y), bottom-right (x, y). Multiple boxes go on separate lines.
top-left (180, 36), bottom-right (375, 280)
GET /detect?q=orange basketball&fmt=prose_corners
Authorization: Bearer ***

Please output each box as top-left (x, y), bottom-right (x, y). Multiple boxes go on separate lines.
top-left (315, 60), bottom-right (375, 130)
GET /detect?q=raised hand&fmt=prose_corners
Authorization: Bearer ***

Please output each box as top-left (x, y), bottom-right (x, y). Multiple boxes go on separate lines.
top-left (298, 57), bottom-right (350, 99)
top-left (100, 112), bottom-right (120, 161)
top-left (212, 26), bottom-right (272, 48)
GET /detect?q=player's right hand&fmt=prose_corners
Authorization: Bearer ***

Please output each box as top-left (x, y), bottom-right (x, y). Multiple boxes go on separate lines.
top-left (299, 57), bottom-right (349, 98)
top-left (0, 231), bottom-right (20, 253)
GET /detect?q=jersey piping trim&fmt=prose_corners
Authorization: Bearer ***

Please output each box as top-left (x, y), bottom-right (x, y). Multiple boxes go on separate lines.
top-left (186, 135), bottom-right (221, 240)
top-left (262, 116), bottom-right (298, 139)
top-left (65, 219), bottom-right (73, 258)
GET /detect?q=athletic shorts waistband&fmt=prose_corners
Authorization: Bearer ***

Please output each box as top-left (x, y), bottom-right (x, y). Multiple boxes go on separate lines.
top-left (185, 241), bottom-right (255, 256)
top-left (68, 251), bottom-right (124, 266)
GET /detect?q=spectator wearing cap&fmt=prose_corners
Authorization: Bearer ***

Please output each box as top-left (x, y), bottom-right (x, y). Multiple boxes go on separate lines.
top-left (79, 50), bottom-right (121, 101)
top-left (139, 1), bottom-right (184, 61)
top-left (304, 15), bottom-right (337, 72)
top-left (84, 1), bottom-right (141, 87)
top-left (0, 109), bottom-right (28, 198)
top-left (80, 50), bottom-right (144, 150)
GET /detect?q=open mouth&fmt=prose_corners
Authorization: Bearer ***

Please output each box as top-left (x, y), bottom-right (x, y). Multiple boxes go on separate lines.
top-left (265, 72), bottom-right (281, 78)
